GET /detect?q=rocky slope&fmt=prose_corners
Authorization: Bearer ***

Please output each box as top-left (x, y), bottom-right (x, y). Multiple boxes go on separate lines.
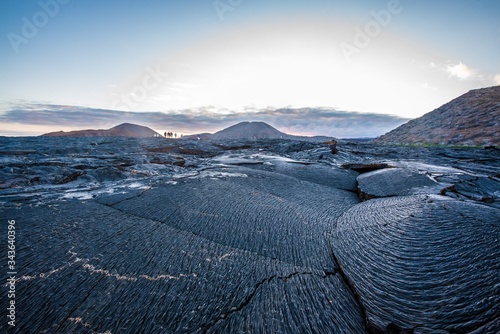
top-left (42, 123), bottom-right (161, 137)
top-left (375, 86), bottom-right (500, 146)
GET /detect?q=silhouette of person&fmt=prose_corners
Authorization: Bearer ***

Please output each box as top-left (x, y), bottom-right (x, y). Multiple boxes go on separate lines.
top-left (329, 140), bottom-right (338, 154)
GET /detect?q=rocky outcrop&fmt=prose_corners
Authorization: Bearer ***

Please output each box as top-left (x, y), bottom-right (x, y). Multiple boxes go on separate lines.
top-left (376, 86), bottom-right (500, 146)
top-left (323, 140), bottom-right (338, 154)
top-left (356, 167), bottom-right (451, 200)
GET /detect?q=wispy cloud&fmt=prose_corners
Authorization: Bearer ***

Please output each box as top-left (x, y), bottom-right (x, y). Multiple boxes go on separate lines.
top-left (0, 103), bottom-right (410, 138)
top-left (420, 82), bottom-right (438, 91)
top-left (495, 74), bottom-right (500, 85)
top-left (445, 62), bottom-right (475, 80)
top-left (436, 61), bottom-right (499, 88)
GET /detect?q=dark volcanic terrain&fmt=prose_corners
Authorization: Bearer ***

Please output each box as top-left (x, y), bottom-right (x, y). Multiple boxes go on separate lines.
top-left (376, 85), bottom-right (500, 146)
top-left (1, 136), bottom-right (499, 333)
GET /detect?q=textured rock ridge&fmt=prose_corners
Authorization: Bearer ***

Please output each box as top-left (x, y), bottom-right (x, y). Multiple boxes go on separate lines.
top-left (333, 195), bottom-right (500, 332)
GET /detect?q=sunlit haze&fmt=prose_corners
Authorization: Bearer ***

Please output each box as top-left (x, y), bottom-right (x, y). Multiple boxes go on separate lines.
top-left (1, 0), bottom-right (499, 136)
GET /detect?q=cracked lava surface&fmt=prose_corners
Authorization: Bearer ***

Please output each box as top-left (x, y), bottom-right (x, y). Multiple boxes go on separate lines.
top-left (1, 137), bottom-right (499, 333)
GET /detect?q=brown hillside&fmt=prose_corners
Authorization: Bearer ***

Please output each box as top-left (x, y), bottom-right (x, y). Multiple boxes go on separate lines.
top-left (42, 123), bottom-right (161, 138)
top-left (376, 86), bottom-right (500, 146)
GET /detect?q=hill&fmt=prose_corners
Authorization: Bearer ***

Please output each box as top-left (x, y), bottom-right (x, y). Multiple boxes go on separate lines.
top-left (203, 121), bottom-right (332, 142)
top-left (375, 86), bottom-right (500, 146)
top-left (42, 123), bottom-right (162, 138)
top-left (210, 121), bottom-right (291, 140)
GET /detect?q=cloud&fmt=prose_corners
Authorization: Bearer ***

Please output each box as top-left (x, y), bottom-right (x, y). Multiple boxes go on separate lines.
top-left (427, 60), bottom-right (499, 89)
top-left (420, 82), bottom-right (438, 91)
top-left (445, 62), bottom-right (475, 80)
top-left (0, 103), bottom-right (410, 138)
top-left (495, 74), bottom-right (500, 85)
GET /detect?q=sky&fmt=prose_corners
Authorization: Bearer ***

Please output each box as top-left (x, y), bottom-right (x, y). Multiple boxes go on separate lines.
top-left (0, 0), bottom-right (499, 137)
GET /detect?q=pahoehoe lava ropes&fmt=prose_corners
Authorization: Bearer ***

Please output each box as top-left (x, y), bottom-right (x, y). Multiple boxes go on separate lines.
top-left (1, 134), bottom-right (499, 333)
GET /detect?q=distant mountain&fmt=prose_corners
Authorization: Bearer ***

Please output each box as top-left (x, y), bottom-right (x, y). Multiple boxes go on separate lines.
top-left (183, 121), bottom-right (333, 142)
top-left (210, 121), bottom-right (291, 140)
top-left (375, 86), bottom-right (500, 146)
top-left (41, 123), bottom-right (162, 138)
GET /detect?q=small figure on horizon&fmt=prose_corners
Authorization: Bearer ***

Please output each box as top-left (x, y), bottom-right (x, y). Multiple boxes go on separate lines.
top-left (164, 131), bottom-right (167, 138)
top-left (197, 134), bottom-right (201, 140)
top-left (324, 139), bottom-right (338, 154)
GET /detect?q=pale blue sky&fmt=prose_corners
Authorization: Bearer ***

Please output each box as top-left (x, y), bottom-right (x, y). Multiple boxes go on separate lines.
top-left (1, 0), bottom-right (499, 136)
